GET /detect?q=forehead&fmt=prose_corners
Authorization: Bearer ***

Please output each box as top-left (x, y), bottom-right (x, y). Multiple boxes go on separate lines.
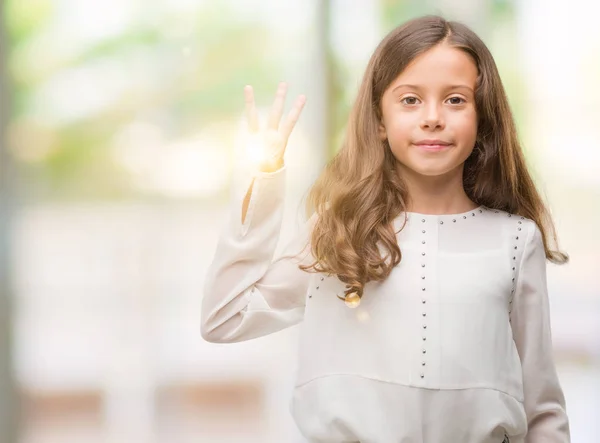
top-left (390, 44), bottom-right (478, 90)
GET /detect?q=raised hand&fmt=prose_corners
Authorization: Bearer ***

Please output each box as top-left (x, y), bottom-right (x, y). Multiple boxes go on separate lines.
top-left (244, 82), bottom-right (306, 172)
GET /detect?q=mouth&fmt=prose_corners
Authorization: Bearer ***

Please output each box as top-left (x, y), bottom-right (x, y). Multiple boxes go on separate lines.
top-left (413, 142), bottom-right (453, 152)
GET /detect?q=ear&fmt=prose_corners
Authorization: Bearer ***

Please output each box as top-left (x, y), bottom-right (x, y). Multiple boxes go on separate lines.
top-left (378, 122), bottom-right (387, 141)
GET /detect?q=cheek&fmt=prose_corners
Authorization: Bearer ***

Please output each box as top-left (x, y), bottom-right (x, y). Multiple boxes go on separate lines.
top-left (385, 113), bottom-right (417, 139)
top-left (450, 111), bottom-right (478, 141)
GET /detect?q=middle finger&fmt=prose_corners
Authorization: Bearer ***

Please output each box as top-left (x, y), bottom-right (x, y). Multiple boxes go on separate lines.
top-left (267, 82), bottom-right (288, 131)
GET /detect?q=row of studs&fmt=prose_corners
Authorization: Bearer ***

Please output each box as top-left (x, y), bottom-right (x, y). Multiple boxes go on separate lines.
top-left (508, 216), bottom-right (525, 321)
top-left (308, 275), bottom-right (325, 299)
top-left (419, 218), bottom-right (429, 379)
top-left (437, 207), bottom-right (485, 224)
top-left (489, 210), bottom-right (526, 321)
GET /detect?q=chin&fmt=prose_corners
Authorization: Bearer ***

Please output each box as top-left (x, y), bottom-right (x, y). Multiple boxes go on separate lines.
top-left (415, 168), bottom-right (453, 177)
top-left (403, 163), bottom-right (463, 178)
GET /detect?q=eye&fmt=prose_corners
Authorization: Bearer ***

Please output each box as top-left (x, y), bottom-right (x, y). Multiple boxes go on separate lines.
top-left (447, 96), bottom-right (466, 105)
top-left (400, 96), bottom-right (420, 105)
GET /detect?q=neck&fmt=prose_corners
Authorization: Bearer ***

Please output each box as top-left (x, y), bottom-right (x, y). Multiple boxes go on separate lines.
top-left (396, 163), bottom-right (477, 215)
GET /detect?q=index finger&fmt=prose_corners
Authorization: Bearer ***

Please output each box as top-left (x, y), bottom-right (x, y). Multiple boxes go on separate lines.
top-left (267, 82), bottom-right (288, 131)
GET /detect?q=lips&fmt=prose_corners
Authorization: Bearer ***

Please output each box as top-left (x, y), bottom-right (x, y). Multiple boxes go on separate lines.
top-left (413, 142), bottom-right (452, 152)
top-left (414, 139), bottom-right (452, 146)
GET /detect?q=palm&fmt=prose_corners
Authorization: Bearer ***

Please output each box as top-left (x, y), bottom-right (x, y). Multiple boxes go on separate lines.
top-left (244, 83), bottom-right (306, 168)
top-left (264, 129), bottom-right (285, 153)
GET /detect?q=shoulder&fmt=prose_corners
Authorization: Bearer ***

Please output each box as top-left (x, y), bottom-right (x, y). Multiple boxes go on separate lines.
top-left (481, 206), bottom-right (533, 226)
top-left (482, 206), bottom-right (543, 250)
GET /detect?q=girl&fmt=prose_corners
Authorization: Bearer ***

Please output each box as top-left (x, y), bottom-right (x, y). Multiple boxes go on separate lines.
top-left (201, 15), bottom-right (570, 443)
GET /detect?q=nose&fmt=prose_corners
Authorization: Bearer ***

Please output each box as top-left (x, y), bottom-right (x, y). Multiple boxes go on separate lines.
top-left (420, 103), bottom-right (445, 130)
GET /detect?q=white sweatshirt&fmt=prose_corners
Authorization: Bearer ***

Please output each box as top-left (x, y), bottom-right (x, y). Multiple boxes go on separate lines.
top-left (201, 166), bottom-right (570, 443)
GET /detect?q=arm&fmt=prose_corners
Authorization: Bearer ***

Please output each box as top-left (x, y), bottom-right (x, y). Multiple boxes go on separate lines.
top-left (511, 221), bottom-right (570, 442)
top-left (201, 166), bottom-right (315, 343)
top-left (242, 158), bottom-right (284, 224)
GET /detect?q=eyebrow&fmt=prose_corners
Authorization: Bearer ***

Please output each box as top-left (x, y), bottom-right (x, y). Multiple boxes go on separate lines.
top-left (392, 84), bottom-right (474, 93)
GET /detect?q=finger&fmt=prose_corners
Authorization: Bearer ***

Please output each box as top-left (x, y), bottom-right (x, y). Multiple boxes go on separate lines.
top-left (267, 82), bottom-right (288, 131)
top-left (244, 85), bottom-right (259, 133)
top-left (280, 94), bottom-right (306, 143)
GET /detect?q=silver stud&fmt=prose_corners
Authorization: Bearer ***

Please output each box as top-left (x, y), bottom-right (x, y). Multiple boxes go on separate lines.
top-left (514, 246), bottom-right (517, 250)
top-left (495, 210), bottom-right (499, 213)
top-left (422, 349), bottom-right (426, 354)
top-left (422, 288), bottom-right (426, 291)
top-left (420, 373), bottom-right (425, 378)
top-left (422, 230), bottom-right (426, 233)
top-left (423, 325), bottom-right (427, 329)
top-left (422, 312), bottom-right (426, 317)
top-left (518, 227), bottom-right (522, 231)
top-left (512, 278), bottom-right (515, 282)
top-left (472, 213), bottom-right (475, 216)
top-left (518, 221), bottom-right (522, 224)
top-left (422, 252), bottom-right (426, 256)
top-left (421, 276), bottom-right (425, 279)
top-left (508, 214), bottom-right (512, 217)
top-left (422, 299), bottom-right (426, 303)
top-left (521, 216), bottom-right (524, 219)
top-left (421, 264), bottom-right (426, 268)
top-left (453, 219), bottom-right (456, 222)
top-left (463, 216), bottom-right (467, 219)
top-left (422, 362), bottom-right (426, 366)
top-left (309, 295), bottom-right (312, 298)
top-left (422, 336), bottom-right (426, 341)
top-left (440, 221), bottom-right (444, 224)
top-left (320, 277), bottom-right (324, 281)
top-left (516, 236), bottom-right (519, 240)
top-left (512, 267), bottom-right (515, 271)
top-left (422, 219), bottom-right (425, 222)
top-left (479, 209), bottom-right (483, 213)
top-left (422, 240), bottom-right (426, 244)
top-left (513, 256), bottom-right (516, 260)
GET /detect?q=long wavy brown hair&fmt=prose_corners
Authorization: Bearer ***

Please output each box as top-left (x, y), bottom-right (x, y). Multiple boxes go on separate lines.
top-left (298, 15), bottom-right (568, 303)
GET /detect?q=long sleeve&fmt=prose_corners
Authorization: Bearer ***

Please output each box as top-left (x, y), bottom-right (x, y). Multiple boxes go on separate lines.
top-left (201, 166), bottom-right (315, 343)
top-left (510, 221), bottom-right (571, 442)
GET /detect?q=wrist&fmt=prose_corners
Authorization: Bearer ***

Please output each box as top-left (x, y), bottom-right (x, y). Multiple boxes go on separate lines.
top-left (259, 157), bottom-right (284, 173)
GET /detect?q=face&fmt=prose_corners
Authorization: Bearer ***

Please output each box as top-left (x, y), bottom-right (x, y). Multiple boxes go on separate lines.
top-left (378, 44), bottom-right (478, 180)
